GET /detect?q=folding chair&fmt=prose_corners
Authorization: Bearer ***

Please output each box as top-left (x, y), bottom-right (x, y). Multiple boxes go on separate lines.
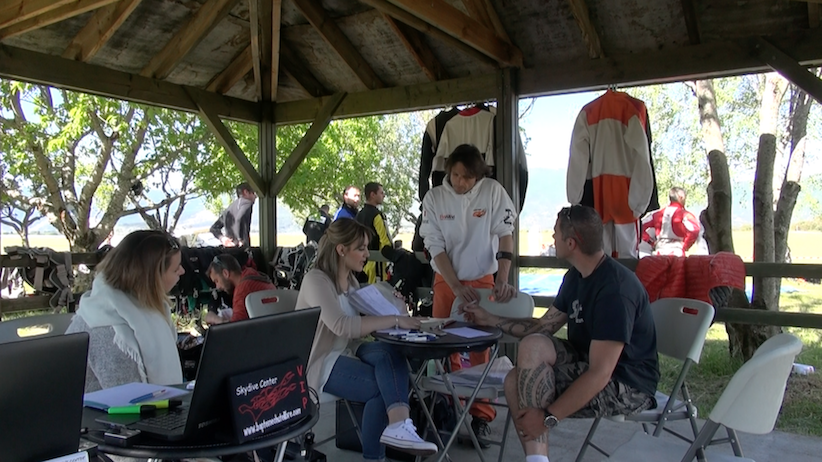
top-left (246, 289), bottom-right (300, 318)
top-left (607, 333), bottom-right (803, 462)
top-left (418, 289), bottom-right (535, 462)
top-left (0, 313), bottom-right (74, 344)
top-left (576, 298), bottom-right (715, 461)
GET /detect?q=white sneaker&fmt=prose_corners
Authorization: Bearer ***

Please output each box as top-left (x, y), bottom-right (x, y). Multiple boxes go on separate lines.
top-left (380, 419), bottom-right (438, 456)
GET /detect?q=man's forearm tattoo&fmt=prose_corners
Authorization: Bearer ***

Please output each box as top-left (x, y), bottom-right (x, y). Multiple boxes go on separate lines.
top-left (517, 362), bottom-right (556, 443)
top-left (496, 310), bottom-right (566, 338)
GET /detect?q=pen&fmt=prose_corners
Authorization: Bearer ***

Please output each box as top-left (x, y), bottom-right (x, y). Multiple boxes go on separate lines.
top-left (129, 389), bottom-right (167, 404)
top-left (107, 404), bottom-right (157, 414)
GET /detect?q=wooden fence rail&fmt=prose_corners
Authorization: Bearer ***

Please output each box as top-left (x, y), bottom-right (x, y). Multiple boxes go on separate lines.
top-left (3, 253), bottom-right (822, 330)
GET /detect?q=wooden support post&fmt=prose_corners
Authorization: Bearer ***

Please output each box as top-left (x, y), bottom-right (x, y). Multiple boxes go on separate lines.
top-left (259, 102), bottom-right (277, 263)
top-left (186, 88), bottom-right (266, 196)
top-left (270, 92), bottom-right (346, 196)
top-left (495, 68), bottom-right (519, 288)
top-left (752, 37), bottom-right (822, 105)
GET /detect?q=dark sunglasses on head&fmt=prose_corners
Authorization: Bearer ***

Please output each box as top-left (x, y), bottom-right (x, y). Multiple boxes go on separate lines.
top-left (559, 206), bottom-right (584, 245)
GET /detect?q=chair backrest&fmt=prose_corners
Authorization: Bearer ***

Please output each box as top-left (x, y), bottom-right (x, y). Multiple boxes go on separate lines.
top-left (0, 313), bottom-right (74, 344)
top-left (449, 288), bottom-right (535, 320)
top-left (709, 333), bottom-right (802, 434)
top-left (650, 298), bottom-right (714, 363)
top-left (245, 289), bottom-right (300, 318)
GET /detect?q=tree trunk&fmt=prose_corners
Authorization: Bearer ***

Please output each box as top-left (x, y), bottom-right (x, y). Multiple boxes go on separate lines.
top-left (694, 79), bottom-right (766, 360)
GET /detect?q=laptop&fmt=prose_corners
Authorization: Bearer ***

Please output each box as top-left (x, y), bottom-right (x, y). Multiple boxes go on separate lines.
top-left (0, 332), bottom-right (90, 462)
top-left (100, 307), bottom-right (320, 441)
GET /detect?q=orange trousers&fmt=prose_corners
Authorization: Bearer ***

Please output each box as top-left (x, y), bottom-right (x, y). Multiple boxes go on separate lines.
top-left (433, 273), bottom-right (497, 422)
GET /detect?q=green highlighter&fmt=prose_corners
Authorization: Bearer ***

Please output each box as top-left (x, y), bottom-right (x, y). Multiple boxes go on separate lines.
top-left (107, 399), bottom-right (182, 414)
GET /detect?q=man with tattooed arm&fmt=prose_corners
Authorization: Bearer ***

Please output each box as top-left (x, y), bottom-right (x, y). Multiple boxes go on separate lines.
top-left (463, 205), bottom-right (659, 462)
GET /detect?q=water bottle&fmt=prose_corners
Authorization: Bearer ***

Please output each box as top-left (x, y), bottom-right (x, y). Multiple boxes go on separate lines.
top-left (792, 363), bottom-right (816, 375)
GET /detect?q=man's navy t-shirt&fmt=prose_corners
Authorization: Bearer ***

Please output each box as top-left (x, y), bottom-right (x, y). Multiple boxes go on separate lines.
top-left (553, 257), bottom-right (659, 397)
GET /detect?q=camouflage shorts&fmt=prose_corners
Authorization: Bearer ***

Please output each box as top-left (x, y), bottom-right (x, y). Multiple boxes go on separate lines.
top-left (548, 336), bottom-right (656, 419)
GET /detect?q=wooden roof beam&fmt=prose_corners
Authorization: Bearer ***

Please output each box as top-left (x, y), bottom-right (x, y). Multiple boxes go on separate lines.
top-left (0, 0), bottom-right (75, 29)
top-left (0, 0), bottom-right (118, 39)
top-left (280, 41), bottom-right (330, 97)
top-left (567, 0), bottom-right (603, 59)
top-left (383, 15), bottom-right (448, 81)
top-left (0, 44), bottom-right (260, 122)
top-left (293, 0), bottom-right (384, 90)
top-left (141, 0), bottom-right (240, 80)
top-left (249, 0), bottom-right (281, 102)
top-left (680, 0), bottom-right (701, 44)
top-left (360, 0), bottom-right (496, 68)
top-left (206, 44), bottom-right (252, 94)
top-left (271, 92), bottom-right (346, 196)
top-left (62, 0), bottom-right (143, 62)
top-left (463, 0), bottom-right (511, 43)
top-left (248, 0), bottom-right (263, 100)
top-left (186, 87), bottom-right (266, 196)
top-left (752, 36), bottom-right (822, 105)
top-left (384, 0), bottom-right (522, 67)
top-left (270, 0), bottom-right (281, 102)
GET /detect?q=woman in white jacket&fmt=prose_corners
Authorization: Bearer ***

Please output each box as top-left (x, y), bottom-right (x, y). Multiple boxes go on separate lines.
top-left (419, 144), bottom-right (518, 435)
top-left (66, 230), bottom-right (185, 391)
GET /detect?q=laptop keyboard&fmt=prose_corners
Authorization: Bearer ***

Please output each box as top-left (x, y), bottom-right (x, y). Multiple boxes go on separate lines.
top-left (137, 411), bottom-right (188, 431)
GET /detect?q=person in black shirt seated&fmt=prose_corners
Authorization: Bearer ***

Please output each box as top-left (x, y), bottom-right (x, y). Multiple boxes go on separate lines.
top-left (463, 205), bottom-right (659, 462)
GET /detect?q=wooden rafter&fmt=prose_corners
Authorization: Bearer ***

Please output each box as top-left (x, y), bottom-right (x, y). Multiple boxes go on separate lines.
top-left (360, 0), bottom-right (496, 67)
top-left (383, 15), bottom-right (448, 81)
top-left (0, 44), bottom-right (260, 122)
top-left (292, 0), bottom-right (384, 90)
top-left (141, 0), bottom-right (239, 80)
top-left (0, 0), bottom-right (118, 39)
top-left (271, 92), bottom-right (346, 196)
top-left (270, 0), bottom-right (282, 102)
top-left (280, 41), bottom-right (329, 97)
top-left (248, 0), bottom-right (263, 100)
top-left (206, 45), bottom-right (252, 94)
top-left (384, 0), bottom-right (522, 67)
top-left (567, 0), bottom-right (603, 59)
top-left (752, 37), bottom-right (822, 105)
top-left (258, 0), bottom-right (273, 101)
top-left (0, 0), bottom-right (75, 29)
top-left (62, 0), bottom-right (143, 62)
top-left (463, 0), bottom-right (510, 43)
top-left (680, 0), bottom-right (701, 45)
top-left (810, 3), bottom-right (820, 28)
top-left (186, 87), bottom-right (265, 195)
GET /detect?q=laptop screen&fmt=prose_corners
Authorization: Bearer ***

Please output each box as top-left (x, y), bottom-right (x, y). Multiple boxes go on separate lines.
top-left (0, 332), bottom-right (89, 462)
top-left (185, 307), bottom-right (321, 437)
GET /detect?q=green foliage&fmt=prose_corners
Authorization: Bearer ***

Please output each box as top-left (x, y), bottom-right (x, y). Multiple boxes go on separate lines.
top-left (0, 79), bottom-right (238, 250)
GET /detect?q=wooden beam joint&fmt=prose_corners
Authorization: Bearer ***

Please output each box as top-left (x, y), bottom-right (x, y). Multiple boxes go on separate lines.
top-left (751, 36), bottom-right (822, 105)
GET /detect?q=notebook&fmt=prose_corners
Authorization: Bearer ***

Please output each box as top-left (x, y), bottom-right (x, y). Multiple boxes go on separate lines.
top-left (0, 332), bottom-right (89, 462)
top-left (97, 307), bottom-right (320, 441)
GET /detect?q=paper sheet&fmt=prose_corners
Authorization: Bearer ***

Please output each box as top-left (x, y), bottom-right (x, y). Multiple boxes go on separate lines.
top-left (442, 327), bottom-right (491, 339)
top-left (349, 284), bottom-right (404, 316)
top-left (376, 328), bottom-right (412, 336)
top-left (84, 382), bottom-right (189, 410)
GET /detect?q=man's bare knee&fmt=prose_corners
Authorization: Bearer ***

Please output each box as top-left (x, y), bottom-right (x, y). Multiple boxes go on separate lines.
top-left (517, 334), bottom-right (557, 368)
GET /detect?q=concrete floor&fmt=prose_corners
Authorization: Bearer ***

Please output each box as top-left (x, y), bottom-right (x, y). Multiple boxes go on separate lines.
top-left (305, 399), bottom-right (822, 462)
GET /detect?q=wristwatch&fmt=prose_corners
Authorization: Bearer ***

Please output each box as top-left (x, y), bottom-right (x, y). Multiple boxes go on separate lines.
top-left (495, 251), bottom-right (513, 261)
top-left (543, 410), bottom-right (559, 429)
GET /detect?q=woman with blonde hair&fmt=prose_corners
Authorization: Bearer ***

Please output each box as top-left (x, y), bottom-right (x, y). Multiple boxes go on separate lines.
top-left (296, 219), bottom-right (437, 462)
top-left (67, 230), bottom-right (185, 391)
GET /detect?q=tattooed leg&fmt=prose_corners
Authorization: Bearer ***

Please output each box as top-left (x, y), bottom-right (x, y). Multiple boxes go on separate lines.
top-left (508, 334), bottom-right (559, 456)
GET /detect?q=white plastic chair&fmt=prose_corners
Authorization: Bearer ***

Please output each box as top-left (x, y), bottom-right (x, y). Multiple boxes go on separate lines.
top-left (0, 313), bottom-right (74, 344)
top-left (418, 289), bottom-right (534, 462)
top-left (607, 333), bottom-right (803, 462)
top-left (245, 289), bottom-right (300, 318)
top-left (576, 297), bottom-right (715, 461)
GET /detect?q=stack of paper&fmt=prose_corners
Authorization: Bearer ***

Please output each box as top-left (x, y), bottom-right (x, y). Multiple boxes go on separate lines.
top-left (428, 356), bottom-right (514, 386)
top-left (349, 283), bottom-right (406, 316)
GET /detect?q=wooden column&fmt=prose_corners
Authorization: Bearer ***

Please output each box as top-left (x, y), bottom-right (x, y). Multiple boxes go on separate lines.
top-left (495, 68), bottom-right (520, 288)
top-left (259, 102), bottom-right (278, 264)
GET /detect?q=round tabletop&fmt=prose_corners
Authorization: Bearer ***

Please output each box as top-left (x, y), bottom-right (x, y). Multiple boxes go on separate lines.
top-left (84, 400), bottom-right (318, 458)
top-left (373, 322), bottom-right (502, 360)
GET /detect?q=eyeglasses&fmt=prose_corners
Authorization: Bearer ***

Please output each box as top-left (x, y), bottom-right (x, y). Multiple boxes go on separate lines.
top-left (211, 255), bottom-right (225, 272)
top-left (559, 206), bottom-right (584, 245)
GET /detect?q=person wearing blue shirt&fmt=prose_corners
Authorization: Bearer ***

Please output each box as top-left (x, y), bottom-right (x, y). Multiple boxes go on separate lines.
top-left (334, 185), bottom-right (361, 221)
